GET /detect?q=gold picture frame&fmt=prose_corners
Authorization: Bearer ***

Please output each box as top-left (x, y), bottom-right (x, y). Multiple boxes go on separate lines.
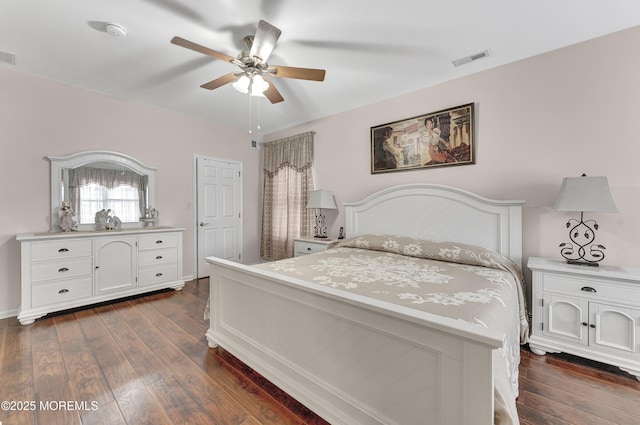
top-left (371, 103), bottom-right (475, 174)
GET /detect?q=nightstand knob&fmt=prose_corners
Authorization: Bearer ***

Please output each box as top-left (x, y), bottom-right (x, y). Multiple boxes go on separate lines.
top-left (590, 324), bottom-right (596, 329)
top-left (581, 286), bottom-right (597, 293)
top-left (307, 247), bottom-right (312, 251)
top-left (582, 322), bottom-right (588, 327)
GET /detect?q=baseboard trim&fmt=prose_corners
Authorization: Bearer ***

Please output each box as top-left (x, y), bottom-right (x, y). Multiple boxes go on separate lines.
top-left (0, 309), bottom-right (18, 320)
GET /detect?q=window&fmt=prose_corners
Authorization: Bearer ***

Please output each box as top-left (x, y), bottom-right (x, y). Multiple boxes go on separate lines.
top-left (68, 166), bottom-right (147, 226)
top-left (77, 183), bottom-right (140, 224)
top-left (260, 131), bottom-right (315, 260)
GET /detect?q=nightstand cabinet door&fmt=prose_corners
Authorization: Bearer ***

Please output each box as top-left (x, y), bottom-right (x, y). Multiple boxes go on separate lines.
top-left (591, 303), bottom-right (639, 354)
top-left (544, 294), bottom-right (589, 346)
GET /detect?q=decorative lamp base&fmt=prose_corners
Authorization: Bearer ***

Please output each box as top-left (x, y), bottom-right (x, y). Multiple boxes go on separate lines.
top-left (559, 212), bottom-right (606, 266)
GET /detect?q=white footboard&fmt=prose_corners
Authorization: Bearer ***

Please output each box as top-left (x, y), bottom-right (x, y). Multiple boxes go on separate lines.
top-left (207, 257), bottom-right (502, 425)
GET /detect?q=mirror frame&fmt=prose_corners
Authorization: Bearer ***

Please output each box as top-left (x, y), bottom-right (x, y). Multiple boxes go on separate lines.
top-left (49, 150), bottom-right (156, 231)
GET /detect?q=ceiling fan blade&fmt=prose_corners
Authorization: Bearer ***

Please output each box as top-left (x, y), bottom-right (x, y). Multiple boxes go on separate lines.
top-left (250, 20), bottom-right (281, 63)
top-left (200, 72), bottom-right (238, 90)
top-left (269, 65), bottom-right (326, 81)
top-left (171, 36), bottom-right (238, 64)
top-left (262, 75), bottom-right (284, 104)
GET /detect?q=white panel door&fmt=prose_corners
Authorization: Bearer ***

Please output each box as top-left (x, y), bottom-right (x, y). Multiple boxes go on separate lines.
top-left (196, 157), bottom-right (242, 278)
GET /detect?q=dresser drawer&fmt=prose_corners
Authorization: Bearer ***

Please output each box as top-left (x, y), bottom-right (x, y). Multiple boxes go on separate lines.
top-left (31, 257), bottom-right (93, 283)
top-left (138, 232), bottom-right (178, 250)
top-left (31, 239), bottom-right (92, 261)
top-left (542, 273), bottom-right (639, 305)
top-left (138, 248), bottom-right (177, 266)
top-left (139, 263), bottom-right (178, 285)
top-left (32, 276), bottom-right (93, 308)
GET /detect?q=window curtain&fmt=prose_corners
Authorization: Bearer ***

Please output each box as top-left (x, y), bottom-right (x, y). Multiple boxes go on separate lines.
top-left (68, 167), bottom-right (147, 221)
top-left (260, 131), bottom-right (315, 260)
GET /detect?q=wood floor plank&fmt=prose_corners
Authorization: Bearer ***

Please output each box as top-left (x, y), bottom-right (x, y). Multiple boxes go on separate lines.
top-left (520, 374), bottom-right (640, 424)
top-left (74, 305), bottom-right (174, 425)
top-left (80, 400), bottom-right (126, 425)
top-left (30, 319), bottom-right (80, 425)
top-left (146, 375), bottom-right (220, 425)
top-left (129, 291), bottom-right (310, 425)
top-left (525, 354), bottom-right (640, 404)
top-left (94, 303), bottom-right (172, 387)
top-left (0, 318), bottom-right (36, 425)
top-left (113, 296), bottom-right (256, 425)
top-left (53, 314), bottom-right (115, 407)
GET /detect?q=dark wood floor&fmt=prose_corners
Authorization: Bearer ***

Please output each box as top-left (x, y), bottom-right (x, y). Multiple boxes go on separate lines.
top-left (1, 279), bottom-right (639, 425)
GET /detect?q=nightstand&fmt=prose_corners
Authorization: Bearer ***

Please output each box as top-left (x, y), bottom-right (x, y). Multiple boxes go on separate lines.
top-left (293, 236), bottom-right (339, 257)
top-left (528, 257), bottom-right (640, 380)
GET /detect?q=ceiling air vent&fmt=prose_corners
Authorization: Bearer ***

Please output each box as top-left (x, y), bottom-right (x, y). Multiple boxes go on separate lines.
top-left (0, 49), bottom-right (16, 65)
top-left (452, 49), bottom-right (490, 67)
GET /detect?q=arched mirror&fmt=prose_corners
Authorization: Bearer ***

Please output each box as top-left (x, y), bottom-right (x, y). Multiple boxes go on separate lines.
top-left (49, 151), bottom-right (156, 231)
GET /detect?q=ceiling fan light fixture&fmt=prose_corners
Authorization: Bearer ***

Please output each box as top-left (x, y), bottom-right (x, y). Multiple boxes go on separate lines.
top-left (250, 74), bottom-right (269, 96)
top-left (232, 75), bottom-right (251, 93)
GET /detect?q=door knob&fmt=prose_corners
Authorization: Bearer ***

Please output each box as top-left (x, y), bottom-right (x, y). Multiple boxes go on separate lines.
top-left (199, 222), bottom-right (210, 227)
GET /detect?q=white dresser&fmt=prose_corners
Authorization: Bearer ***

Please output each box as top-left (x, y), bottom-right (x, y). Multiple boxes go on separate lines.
top-left (17, 227), bottom-right (185, 325)
top-left (528, 257), bottom-right (640, 379)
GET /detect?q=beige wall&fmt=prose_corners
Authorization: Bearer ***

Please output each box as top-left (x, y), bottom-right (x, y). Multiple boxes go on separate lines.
top-left (265, 26), bottom-right (640, 298)
top-left (0, 68), bottom-right (262, 316)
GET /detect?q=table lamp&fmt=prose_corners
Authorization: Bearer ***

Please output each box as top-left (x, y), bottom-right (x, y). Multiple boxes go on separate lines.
top-left (553, 174), bottom-right (618, 266)
top-left (306, 189), bottom-right (337, 238)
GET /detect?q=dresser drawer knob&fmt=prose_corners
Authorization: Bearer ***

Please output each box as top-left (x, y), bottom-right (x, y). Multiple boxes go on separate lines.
top-left (58, 289), bottom-right (69, 294)
top-left (155, 240), bottom-right (163, 244)
top-left (58, 267), bottom-right (69, 273)
top-left (581, 286), bottom-right (597, 293)
top-left (58, 248), bottom-right (69, 253)
top-left (155, 273), bottom-right (163, 277)
top-left (581, 322), bottom-right (588, 327)
top-left (155, 256), bottom-right (163, 260)
top-left (307, 247), bottom-right (312, 251)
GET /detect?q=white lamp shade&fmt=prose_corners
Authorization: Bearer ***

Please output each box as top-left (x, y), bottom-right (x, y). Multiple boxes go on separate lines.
top-left (306, 190), bottom-right (337, 210)
top-left (553, 175), bottom-right (619, 213)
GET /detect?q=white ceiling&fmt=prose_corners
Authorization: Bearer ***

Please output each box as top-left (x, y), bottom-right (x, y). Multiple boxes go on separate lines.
top-left (2, 1), bottom-right (639, 135)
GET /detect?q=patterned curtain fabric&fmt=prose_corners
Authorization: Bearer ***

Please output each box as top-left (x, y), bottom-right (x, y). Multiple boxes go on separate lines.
top-left (68, 167), bottom-right (147, 222)
top-left (260, 131), bottom-right (315, 260)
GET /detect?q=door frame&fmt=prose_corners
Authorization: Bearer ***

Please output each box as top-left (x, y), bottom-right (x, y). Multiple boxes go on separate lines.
top-left (192, 154), bottom-right (243, 279)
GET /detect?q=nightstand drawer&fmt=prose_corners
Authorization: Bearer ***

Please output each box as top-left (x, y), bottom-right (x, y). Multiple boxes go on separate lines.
top-left (294, 240), bottom-right (327, 256)
top-left (543, 273), bottom-right (638, 305)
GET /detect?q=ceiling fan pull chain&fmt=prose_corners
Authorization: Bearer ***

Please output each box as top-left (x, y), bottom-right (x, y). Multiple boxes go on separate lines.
top-left (248, 93), bottom-right (253, 134)
top-left (257, 97), bottom-right (261, 131)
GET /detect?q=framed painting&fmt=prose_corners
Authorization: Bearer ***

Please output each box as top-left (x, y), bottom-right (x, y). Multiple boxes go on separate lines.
top-left (371, 102), bottom-right (475, 174)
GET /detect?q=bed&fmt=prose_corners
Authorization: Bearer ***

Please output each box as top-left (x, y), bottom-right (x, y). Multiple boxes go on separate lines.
top-left (205, 184), bottom-right (528, 425)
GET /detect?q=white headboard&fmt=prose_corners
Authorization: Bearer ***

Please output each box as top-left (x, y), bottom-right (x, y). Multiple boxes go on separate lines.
top-left (344, 184), bottom-right (525, 267)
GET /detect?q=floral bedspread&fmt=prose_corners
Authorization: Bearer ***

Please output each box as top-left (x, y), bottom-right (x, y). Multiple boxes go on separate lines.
top-left (255, 234), bottom-right (530, 425)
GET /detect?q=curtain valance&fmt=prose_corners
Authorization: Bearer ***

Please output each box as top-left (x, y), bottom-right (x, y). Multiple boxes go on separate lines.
top-left (263, 131), bottom-right (314, 175)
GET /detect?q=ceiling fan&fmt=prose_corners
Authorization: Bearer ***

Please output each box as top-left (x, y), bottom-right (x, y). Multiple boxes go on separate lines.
top-left (171, 20), bottom-right (326, 104)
